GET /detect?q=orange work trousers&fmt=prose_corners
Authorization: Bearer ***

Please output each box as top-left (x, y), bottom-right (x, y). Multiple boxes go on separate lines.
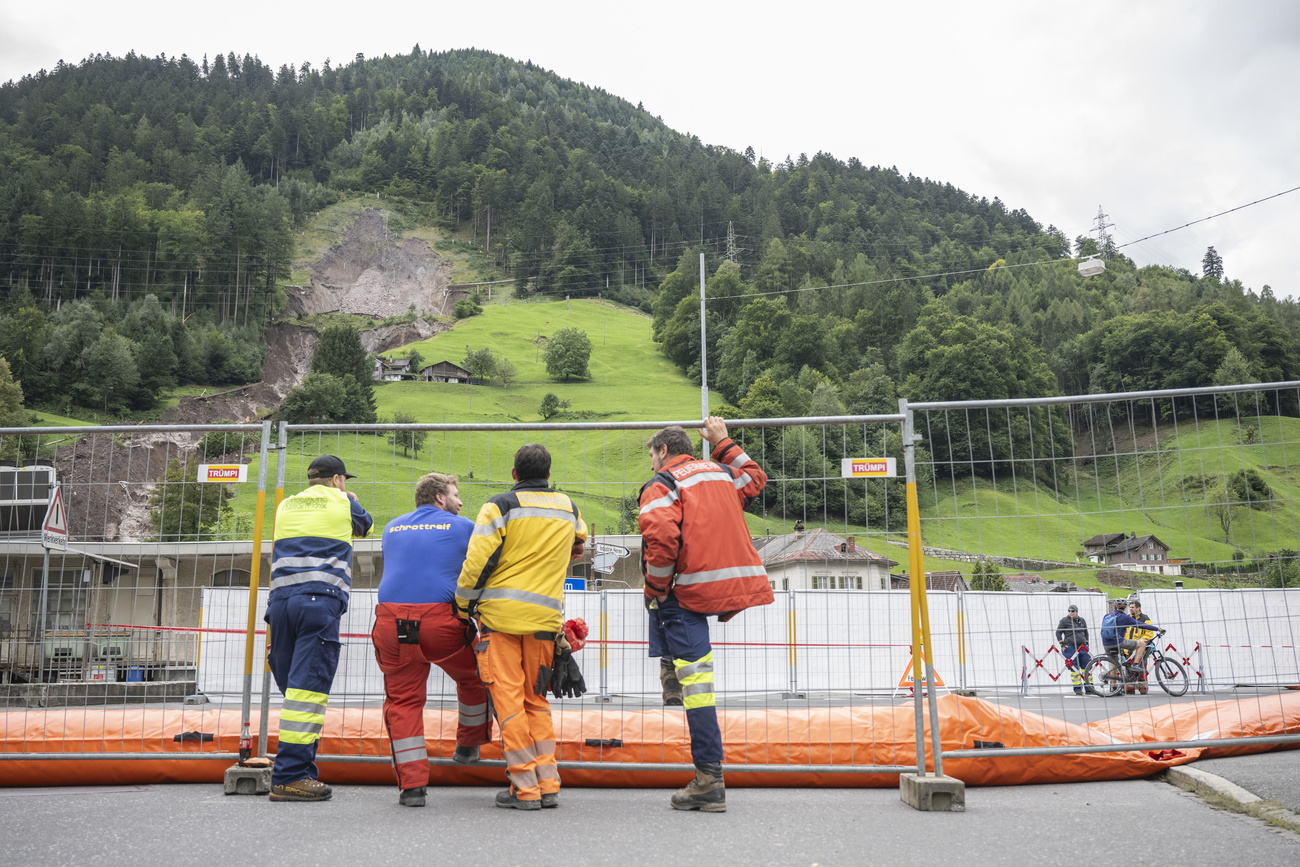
top-left (475, 630), bottom-right (558, 802)
top-left (372, 602), bottom-right (491, 790)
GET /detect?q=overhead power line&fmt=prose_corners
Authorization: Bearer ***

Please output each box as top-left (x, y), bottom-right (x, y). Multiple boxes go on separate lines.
top-left (1115, 184), bottom-right (1300, 251)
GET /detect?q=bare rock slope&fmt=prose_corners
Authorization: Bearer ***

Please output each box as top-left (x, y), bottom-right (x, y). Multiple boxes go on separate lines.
top-left (286, 208), bottom-right (455, 320)
top-left (73, 209), bottom-right (454, 541)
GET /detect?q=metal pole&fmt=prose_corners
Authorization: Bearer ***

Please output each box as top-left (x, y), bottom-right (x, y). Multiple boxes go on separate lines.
top-left (238, 421), bottom-right (273, 760)
top-left (596, 589), bottom-right (611, 703)
top-left (901, 400), bottom-right (925, 775)
top-left (37, 547), bottom-right (50, 681)
top-left (699, 252), bottom-right (708, 420)
top-left (35, 481), bottom-right (61, 681)
top-left (1196, 643), bottom-right (1206, 695)
top-left (957, 590), bottom-right (967, 692)
top-left (260, 420), bottom-right (288, 756)
top-left (783, 590), bottom-right (804, 699)
top-left (1021, 647), bottom-right (1030, 696)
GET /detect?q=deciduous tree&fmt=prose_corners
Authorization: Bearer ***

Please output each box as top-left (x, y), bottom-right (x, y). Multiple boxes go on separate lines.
top-left (544, 328), bottom-right (592, 381)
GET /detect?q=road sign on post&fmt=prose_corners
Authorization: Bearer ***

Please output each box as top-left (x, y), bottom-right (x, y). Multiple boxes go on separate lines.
top-left (593, 541), bottom-right (630, 574)
top-left (41, 486), bottom-right (68, 551)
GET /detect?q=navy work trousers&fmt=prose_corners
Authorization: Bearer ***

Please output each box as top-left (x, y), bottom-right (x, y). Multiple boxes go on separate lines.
top-left (648, 592), bottom-right (722, 765)
top-left (266, 593), bottom-right (343, 785)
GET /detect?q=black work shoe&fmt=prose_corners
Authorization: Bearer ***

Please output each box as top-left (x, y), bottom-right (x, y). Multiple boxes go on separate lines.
top-left (670, 763), bottom-right (726, 812)
top-left (269, 778), bottom-right (332, 802)
top-left (399, 786), bottom-right (426, 807)
top-left (660, 659), bottom-right (684, 707)
top-left (496, 788), bottom-right (542, 811)
top-left (541, 792), bottom-right (559, 808)
top-left (453, 745), bottom-right (480, 764)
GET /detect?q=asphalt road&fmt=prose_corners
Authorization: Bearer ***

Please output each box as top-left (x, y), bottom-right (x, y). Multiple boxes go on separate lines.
top-left (0, 774), bottom-right (1297, 867)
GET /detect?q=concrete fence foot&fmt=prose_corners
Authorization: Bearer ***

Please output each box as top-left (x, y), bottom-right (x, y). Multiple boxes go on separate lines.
top-left (900, 773), bottom-right (966, 812)
top-left (224, 762), bottom-right (272, 795)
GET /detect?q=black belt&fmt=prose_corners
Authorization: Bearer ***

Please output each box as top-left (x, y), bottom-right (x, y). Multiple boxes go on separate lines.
top-left (481, 625), bottom-right (555, 641)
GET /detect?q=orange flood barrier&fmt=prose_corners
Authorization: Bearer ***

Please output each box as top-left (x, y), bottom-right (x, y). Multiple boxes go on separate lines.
top-left (2, 693), bottom-right (1298, 788)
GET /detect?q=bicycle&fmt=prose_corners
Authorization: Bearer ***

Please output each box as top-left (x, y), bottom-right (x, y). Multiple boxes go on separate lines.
top-left (1086, 630), bottom-right (1189, 697)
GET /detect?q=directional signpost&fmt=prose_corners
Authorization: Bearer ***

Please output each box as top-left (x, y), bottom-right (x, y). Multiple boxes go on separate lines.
top-left (592, 541), bottom-right (631, 574)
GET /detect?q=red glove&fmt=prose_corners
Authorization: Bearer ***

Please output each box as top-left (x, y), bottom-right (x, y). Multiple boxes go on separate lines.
top-left (563, 617), bottom-right (588, 653)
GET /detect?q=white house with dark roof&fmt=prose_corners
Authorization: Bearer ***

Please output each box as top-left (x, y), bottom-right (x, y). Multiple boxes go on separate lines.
top-left (758, 528), bottom-right (897, 591)
top-left (1082, 532), bottom-right (1180, 576)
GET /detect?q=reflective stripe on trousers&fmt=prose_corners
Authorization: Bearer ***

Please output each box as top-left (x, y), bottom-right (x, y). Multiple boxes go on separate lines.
top-left (478, 631), bottom-right (559, 800)
top-left (279, 688), bottom-right (328, 744)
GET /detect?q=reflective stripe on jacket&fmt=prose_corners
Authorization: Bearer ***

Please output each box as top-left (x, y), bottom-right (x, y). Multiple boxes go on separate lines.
top-left (270, 485), bottom-right (372, 610)
top-left (455, 478), bottom-right (588, 635)
top-left (638, 437), bottom-right (773, 619)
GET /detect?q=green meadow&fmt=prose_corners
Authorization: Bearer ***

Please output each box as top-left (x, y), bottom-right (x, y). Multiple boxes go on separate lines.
top-left (228, 297), bottom-right (727, 534)
top-left (373, 298), bottom-right (722, 424)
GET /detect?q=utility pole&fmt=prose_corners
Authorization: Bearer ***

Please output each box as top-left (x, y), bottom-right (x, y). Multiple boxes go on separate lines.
top-left (725, 222), bottom-right (739, 263)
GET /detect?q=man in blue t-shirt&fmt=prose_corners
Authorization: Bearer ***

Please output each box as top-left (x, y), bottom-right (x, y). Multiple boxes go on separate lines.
top-left (372, 472), bottom-right (489, 807)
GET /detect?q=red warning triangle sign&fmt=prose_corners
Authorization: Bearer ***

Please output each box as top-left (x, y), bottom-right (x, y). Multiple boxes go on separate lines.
top-left (43, 487), bottom-right (67, 534)
top-left (897, 649), bottom-right (946, 689)
top-left (41, 487), bottom-right (68, 550)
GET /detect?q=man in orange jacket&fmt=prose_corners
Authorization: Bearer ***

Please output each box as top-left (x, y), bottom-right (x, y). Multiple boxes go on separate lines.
top-left (639, 416), bottom-right (773, 812)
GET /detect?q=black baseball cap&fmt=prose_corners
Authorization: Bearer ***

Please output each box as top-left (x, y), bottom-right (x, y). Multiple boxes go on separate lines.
top-left (307, 455), bottom-right (356, 479)
top-left (1068, 605), bottom-right (1078, 612)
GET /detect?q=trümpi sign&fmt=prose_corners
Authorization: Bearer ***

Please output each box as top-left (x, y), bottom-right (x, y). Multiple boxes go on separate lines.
top-left (840, 458), bottom-right (897, 478)
top-left (198, 464), bottom-right (249, 483)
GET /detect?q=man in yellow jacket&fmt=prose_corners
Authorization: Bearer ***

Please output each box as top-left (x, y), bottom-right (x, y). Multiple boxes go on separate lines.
top-left (456, 443), bottom-right (586, 810)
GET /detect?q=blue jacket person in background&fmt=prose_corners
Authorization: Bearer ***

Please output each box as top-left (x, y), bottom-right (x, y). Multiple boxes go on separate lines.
top-left (266, 455), bottom-right (372, 802)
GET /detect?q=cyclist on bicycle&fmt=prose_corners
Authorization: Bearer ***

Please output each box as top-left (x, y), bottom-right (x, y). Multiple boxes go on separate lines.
top-left (1100, 598), bottom-right (1163, 683)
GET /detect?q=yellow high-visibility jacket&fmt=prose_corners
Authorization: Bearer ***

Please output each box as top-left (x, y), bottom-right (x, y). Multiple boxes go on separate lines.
top-left (456, 478), bottom-right (587, 635)
top-left (1126, 612), bottom-right (1156, 642)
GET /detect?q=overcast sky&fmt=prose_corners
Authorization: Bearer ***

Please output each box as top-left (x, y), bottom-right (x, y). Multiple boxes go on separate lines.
top-left (2, 2), bottom-right (1297, 296)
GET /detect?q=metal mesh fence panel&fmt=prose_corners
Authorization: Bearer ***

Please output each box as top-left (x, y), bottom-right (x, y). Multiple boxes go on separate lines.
top-left (0, 424), bottom-right (265, 759)
top-left (910, 383), bottom-right (1300, 759)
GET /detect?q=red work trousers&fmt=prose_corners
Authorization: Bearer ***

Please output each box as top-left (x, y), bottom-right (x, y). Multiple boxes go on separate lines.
top-left (476, 630), bottom-right (558, 802)
top-left (372, 602), bottom-right (491, 790)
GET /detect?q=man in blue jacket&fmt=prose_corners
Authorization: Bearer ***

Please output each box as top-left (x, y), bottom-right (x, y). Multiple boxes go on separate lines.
top-left (266, 455), bottom-right (372, 802)
top-left (1100, 598), bottom-right (1161, 686)
top-left (374, 472), bottom-right (490, 807)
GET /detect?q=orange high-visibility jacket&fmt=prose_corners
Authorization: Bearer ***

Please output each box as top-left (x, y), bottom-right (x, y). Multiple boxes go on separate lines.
top-left (638, 437), bottom-right (773, 620)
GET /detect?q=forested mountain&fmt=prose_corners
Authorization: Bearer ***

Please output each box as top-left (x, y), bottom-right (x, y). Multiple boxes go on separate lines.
top-left (2, 46), bottom-right (1298, 424)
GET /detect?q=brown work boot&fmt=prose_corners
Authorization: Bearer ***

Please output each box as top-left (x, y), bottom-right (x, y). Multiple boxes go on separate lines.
top-left (660, 659), bottom-right (684, 707)
top-left (670, 762), bottom-right (725, 812)
top-left (269, 778), bottom-right (332, 802)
